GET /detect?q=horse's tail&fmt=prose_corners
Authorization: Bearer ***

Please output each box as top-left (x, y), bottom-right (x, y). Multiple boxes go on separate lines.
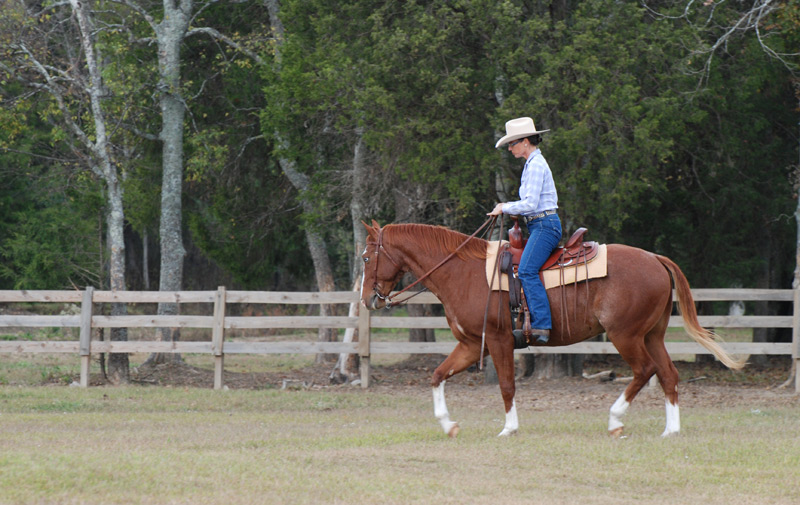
top-left (656, 255), bottom-right (746, 370)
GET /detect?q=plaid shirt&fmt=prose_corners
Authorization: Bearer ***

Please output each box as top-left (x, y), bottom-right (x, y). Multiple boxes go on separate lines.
top-left (502, 149), bottom-right (558, 216)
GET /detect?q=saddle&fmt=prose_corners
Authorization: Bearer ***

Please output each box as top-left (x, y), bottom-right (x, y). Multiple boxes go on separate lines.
top-left (498, 218), bottom-right (600, 344)
top-left (500, 220), bottom-right (600, 282)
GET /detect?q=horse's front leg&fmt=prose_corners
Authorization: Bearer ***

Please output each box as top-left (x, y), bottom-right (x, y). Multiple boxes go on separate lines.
top-left (486, 331), bottom-right (518, 437)
top-left (432, 382), bottom-right (459, 438)
top-left (431, 341), bottom-right (480, 438)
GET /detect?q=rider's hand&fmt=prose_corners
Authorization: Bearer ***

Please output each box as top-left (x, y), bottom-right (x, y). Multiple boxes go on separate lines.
top-left (487, 202), bottom-right (504, 216)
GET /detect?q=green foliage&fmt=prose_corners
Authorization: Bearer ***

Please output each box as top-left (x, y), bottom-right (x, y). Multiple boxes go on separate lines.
top-left (0, 86), bottom-right (105, 289)
top-left (654, 36), bottom-right (797, 286)
top-left (262, 0), bottom-right (502, 231)
top-left (495, 1), bottom-right (691, 236)
top-left (1, 0), bottom-right (798, 293)
top-left (178, 3), bottom-right (318, 289)
top-left (185, 169), bottom-right (312, 290)
top-left (0, 185), bottom-right (103, 290)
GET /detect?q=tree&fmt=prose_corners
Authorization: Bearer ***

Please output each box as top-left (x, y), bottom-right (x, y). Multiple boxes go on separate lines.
top-left (650, 0), bottom-right (800, 369)
top-left (109, 0), bottom-right (270, 364)
top-left (261, 0), bottom-right (507, 363)
top-left (1, 0), bottom-right (133, 383)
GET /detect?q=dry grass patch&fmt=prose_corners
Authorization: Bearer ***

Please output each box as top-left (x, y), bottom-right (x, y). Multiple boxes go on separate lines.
top-left (0, 386), bottom-right (798, 505)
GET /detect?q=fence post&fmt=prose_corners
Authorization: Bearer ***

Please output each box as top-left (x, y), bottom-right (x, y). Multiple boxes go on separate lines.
top-left (358, 304), bottom-right (371, 388)
top-left (79, 287), bottom-right (94, 388)
top-left (212, 286), bottom-right (226, 390)
top-left (793, 288), bottom-right (800, 394)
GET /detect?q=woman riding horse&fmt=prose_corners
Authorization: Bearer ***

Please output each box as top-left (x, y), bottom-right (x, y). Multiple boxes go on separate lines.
top-left (488, 117), bottom-right (561, 345)
top-left (360, 220), bottom-right (744, 438)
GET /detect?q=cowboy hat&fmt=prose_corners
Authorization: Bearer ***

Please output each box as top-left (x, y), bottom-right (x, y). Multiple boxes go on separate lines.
top-left (495, 117), bottom-right (550, 148)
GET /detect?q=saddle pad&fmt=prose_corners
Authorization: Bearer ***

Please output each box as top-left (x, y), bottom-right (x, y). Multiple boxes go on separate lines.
top-left (485, 240), bottom-right (511, 291)
top-left (486, 242), bottom-right (608, 291)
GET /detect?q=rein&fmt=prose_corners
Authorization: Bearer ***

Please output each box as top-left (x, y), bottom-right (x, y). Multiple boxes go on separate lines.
top-left (372, 217), bottom-right (498, 307)
top-left (479, 214), bottom-right (505, 370)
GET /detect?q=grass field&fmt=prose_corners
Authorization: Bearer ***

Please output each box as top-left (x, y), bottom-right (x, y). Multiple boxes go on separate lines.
top-left (1, 385), bottom-right (799, 505)
top-left (1, 326), bottom-right (797, 504)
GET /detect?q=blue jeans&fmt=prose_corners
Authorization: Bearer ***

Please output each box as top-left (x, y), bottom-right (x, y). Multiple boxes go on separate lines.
top-left (518, 213), bottom-right (562, 329)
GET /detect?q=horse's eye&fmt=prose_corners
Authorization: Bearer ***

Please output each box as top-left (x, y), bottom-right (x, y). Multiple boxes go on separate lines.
top-left (363, 257), bottom-right (369, 263)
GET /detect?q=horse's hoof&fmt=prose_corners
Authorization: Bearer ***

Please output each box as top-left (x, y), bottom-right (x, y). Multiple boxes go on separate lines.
top-left (661, 429), bottom-right (679, 438)
top-left (608, 427), bottom-right (624, 438)
top-left (498, 428), bottom-right (518, 437)
top-left (447, 423), bottom-right (460, 438)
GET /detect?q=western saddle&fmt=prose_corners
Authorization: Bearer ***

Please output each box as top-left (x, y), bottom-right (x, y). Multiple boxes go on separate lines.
top-left (498, 217), bottom-right (599, 345)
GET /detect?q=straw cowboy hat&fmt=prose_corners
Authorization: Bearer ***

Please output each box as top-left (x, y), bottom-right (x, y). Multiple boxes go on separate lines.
top-left (495, 117), bottom-right (550, 148)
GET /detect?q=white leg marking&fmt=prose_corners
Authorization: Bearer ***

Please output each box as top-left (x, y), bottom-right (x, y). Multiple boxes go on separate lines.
top-left (608, 393), bottom-right (630, 433)
top-left (432, 382), bottom-right (459, 437)
top-left (498, 400), bottom-right (519, 437)
top-left (662, 400), bottom-right (680, 437)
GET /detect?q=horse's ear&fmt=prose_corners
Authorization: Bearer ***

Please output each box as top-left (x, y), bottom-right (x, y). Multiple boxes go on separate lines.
top-left (362, 220), bottom-right (378, 239)
top-left (371, 219), bottom-right (380, 228)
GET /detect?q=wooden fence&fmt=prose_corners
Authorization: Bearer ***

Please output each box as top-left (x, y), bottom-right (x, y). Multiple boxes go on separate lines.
top-left (0, 288), bottom-right (798, 392)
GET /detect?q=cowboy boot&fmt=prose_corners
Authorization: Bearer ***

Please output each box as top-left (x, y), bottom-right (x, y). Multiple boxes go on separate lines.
top-left (529, 328), bottom-right (550, 344)
top-left (512, 328), bottom-right (550, 345)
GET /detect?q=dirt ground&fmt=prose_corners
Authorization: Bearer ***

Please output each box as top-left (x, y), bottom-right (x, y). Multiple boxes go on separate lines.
top-left (120, 354), bottom-right (800, 411)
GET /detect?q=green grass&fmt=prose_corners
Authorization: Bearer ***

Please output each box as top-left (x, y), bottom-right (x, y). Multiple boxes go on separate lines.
top-left (0, 386), bottom-right (798, 505)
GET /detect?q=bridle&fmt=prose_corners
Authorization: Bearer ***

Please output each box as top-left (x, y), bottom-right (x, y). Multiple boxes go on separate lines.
top-left (366, 217), bottom-right (498, 307)
top-left (367, 215), bottom-right (505, 371)
top-left (367, 226), bottom-right (404, 305)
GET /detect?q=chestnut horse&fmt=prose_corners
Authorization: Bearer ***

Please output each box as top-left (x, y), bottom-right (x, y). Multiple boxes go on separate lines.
top-left (360, 221), bottom-right (744, 438)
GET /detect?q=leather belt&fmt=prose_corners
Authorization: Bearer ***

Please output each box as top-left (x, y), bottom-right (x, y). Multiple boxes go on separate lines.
top-left (524, 209), bottom-right (557, 223)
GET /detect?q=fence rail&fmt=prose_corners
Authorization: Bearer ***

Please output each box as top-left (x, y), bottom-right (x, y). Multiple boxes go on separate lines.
top-left (1, 288), bottom-right (798, 392)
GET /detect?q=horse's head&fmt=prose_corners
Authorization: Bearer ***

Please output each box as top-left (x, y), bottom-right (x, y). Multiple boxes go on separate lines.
top-left (360, 220), bottom-right (406, 310)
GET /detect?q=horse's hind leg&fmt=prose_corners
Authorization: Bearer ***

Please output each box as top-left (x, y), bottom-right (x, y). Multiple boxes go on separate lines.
top-left (431, 342), bottom-right (480, 438)
top-left (607, 336), bottom-right (658, 438)
top-left (644, 324), bottom-right (681, 437)
top-left (608, 297), bottom-right (679, 438)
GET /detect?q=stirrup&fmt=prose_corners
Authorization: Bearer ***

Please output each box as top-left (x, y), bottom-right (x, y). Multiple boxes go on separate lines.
top-left (512, 329), bottom-right (529, 349)
top-left (513, 328), bottom-right (550, 346)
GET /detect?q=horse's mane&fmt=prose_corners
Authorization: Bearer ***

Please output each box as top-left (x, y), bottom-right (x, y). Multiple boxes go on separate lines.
top-left (383, 223), bottom-right (487, 261)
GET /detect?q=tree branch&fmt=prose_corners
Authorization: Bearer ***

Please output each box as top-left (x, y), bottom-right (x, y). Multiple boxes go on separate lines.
top-left (12, 43), bottom-right (97, 166)
top-left (185, 26), bottom-right (267, 66)
top-left (108, 0), bottom-right (158, 32)
top-left (643, 0), bottom-right (797, 83)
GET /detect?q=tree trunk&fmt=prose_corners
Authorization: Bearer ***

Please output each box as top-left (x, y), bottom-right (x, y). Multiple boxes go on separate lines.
top-left (306, 224), bottom-right (338, 364)
top-left (277, 156), bottom-right (338, 363)
top-left (532, 354), bottom-right (584, 379)
top-left (148, 1), bottom-right (191, 365)
top-left (350, 129), bottom-right (368, 281)
top-left (268, 2), bottom-right (338, 363)
top-left (106, 180), bottom-right (130, 384)
top-left (393, 180), bottom-right (437, 342)
top-left (333, 129), bottom-right (370, 380)
top-left (142, 228), bottom-right (150, 291)
top-left (71, 0), bottom-right (129, 383)
top-left (408, 303), bottom-right (436, 342)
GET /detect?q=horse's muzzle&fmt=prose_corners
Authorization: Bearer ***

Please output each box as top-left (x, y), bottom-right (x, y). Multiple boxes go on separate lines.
top-left (366, 293), bottom-right (386, 310)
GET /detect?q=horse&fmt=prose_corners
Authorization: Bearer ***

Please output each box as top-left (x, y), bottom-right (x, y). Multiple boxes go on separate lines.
top-left (359, 220), bottom-right (745, 438)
